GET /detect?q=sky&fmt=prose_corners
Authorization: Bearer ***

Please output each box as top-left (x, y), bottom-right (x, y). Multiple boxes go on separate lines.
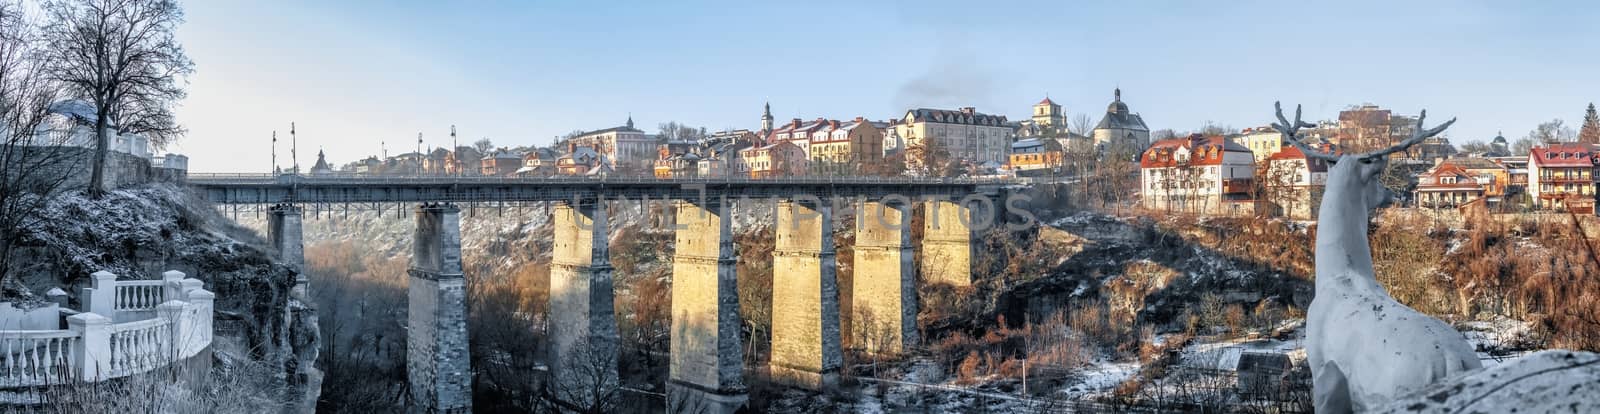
top-left (170, 0), bottom-right (1600, 172)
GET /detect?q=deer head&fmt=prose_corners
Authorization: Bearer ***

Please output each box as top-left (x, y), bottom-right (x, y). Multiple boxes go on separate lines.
top-left (1272, 102), bottom-right (1455, 211)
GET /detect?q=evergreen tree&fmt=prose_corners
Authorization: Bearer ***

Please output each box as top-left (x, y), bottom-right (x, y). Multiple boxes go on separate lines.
top-left (1580, 103), bottom-right (1600, 144)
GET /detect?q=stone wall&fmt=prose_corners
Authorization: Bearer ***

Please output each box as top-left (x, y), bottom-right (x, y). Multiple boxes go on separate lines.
top-left (17, 146), bottom-right (183, 191)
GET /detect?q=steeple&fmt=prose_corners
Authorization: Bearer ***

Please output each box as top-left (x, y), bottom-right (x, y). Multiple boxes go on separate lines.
top-left (761, 101), bottom-right (775, 131)
top-left (1114, 87), bottom-right (1122, 102)
top-left (626, 113), bottom-right (634, 129)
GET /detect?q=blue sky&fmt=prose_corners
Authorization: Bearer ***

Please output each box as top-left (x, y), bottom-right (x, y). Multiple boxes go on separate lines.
top-left (171, 0), bottom-right (1599, 172)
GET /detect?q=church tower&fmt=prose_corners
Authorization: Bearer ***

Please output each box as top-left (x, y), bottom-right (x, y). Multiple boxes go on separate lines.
top-left (1032, 96), bottom-right (1063, 129)
top-left (761, 102), bottom-right (774, 132)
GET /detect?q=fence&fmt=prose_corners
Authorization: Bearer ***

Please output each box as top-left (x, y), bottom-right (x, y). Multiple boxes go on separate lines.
top-left (0, 270), bottom-right (213, 388)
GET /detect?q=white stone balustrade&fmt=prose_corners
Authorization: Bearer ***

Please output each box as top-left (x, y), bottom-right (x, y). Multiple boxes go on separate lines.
top-left (0, 270), bottom-right (213, 387)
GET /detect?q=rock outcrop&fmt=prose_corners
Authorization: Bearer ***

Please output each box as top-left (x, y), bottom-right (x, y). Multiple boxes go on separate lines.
top-left (1375, 350), bottom-right (1600, 413)
top-left (6, 185), bottom-right (321, 408)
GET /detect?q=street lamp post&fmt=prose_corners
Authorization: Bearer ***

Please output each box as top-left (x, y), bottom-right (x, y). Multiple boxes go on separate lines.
top-left (451, 125), bottom-right (458, 176)
top-left (291, 122), bottom-right (298, 175)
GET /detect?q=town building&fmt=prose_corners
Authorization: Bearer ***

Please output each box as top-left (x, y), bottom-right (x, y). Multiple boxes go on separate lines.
top-left (741, 140), bottom-right (807, 178)
top-left (766, 117), bottom-right (828, 158)
top-left (1032, 97), bottom-right (1065, 130)
top-left (515, 148), bottom-right (559, 177)
top-left (1234, 126), bottom-right (1287, 163)
top-left (1483, 132), bottom-right (1513, 157)
top-left (1029, 97), bottom-right (1065, 133)
top-left (556, 146), bottom-right (608, 176)
top-left (1443, 157), bottom-right (1513, 202)
top-left (894, 107), bottom-right (1011, 171)
top-left (309, 150), bottom-right (334, 175)
top-left (699, 138), bottom-right (754, 178)
top-left (1262, 145), bottom-right (1331, 220)
top-left (440, 147), bottom-right (483, 176)
top-left (566, 116), bottom-right (655, 173)
top-left (1336, 104), bottom-right (1464, 164)
top-left (654, 140), bottom-right (704, 179)
top-left (1008, 138), bottom-right (1064, 176)
top-left (1091, 88), bottom-right (1151, 152)
top-left (1528, 143), bottom-right (1598, 213)
top-left (1336, 104), bottom-right (1393, 151)
top-left (348, 156), bottom-right (382, 174)
top-left (808, 118), bottom-right (886, 176)
top-left (479, 149), bottom-right (523, 176)
top-left (1413, 161), bottom-right (1486, 208)
top-left (1494, 156), bottom-right (1530, 198)
top-left (1139, 134), bottom-right (1255, 215)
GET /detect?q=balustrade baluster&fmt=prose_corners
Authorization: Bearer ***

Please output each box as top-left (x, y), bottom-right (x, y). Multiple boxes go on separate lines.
top-left (4, 338), bottom-right (13, 381)
top-left (43, 338), bottom-right (55, 383)
top-left (27, 341), bottom-right (37, 382)
top-left (64, 337), bottom-right (75, 378)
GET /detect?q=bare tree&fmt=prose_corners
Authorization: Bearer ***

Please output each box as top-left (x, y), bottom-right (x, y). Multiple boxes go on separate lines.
top-left (39, 0), bottom-right (193, 197)
top-left (1069, 113), bottom-right (1095, 138)
top-left (472, 137), bottom-right (494, 154)
top-left (0, 1), bottom-right (72, 290)
top-left (1525, 119), bottom-right (1575, 144)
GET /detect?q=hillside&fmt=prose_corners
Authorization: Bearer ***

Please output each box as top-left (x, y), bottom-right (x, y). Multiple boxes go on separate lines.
top-left (3, 184), bottom-right (318, 410)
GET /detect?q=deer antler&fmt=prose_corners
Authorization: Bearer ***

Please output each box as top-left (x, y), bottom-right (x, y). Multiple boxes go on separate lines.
top-left (1357, 110), bottom-right (1456, 161)
top-left (1273, 102), bottom-right (1340, 163)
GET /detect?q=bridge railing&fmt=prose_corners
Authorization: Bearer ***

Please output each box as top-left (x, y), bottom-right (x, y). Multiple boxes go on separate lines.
top-left (0, 270), bottom-right (213, 387)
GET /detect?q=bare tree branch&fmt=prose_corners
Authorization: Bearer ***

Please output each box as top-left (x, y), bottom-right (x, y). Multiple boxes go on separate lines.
top-left (38, 0), bottom-right (192, 197)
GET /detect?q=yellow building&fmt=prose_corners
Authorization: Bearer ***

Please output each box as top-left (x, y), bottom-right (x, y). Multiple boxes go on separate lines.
top-left (1008, 138), bottom-right (1064, 175)
top-left (1031, 97), bottom-right (1064, 131)
top-left (1234, 126), bottom-right (1285, 163)
top-left (808, 118), bottom-right (886, 176)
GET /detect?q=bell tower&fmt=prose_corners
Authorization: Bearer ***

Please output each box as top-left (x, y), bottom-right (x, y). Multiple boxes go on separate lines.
top-left (761, 102), bottom-right (774, 132)
top-left (1032, 96), bottom-right (1063, 129)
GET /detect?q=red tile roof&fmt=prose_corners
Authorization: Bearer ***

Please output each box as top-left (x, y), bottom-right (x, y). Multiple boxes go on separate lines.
top-left (1141, 135), bottom-right (1251, 168)
top-left (1416, 162), bottom-right (1483, 191)
top-left (1530, 143), bottom-right (1598, 168)
top-left (1265, 145), bottom-right (1333, 173)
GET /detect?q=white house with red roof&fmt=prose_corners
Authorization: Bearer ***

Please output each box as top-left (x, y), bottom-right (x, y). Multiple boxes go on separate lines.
top-left (1528, 143), bottom-right (1597, 213)
top-left (1140, 134), bottom-right (1256, 215)
top-left (1262, 145), bottom-right (1332, 219)
top-left (1413, 161), bottom-right (1487, 208)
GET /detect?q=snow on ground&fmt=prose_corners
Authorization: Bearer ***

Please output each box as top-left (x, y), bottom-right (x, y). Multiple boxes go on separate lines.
top-left (1052, 361), bottom-right (1138, 400)
top-left (1457, 316), bottom-right (1539, 367)
top-left (1181, 320), bottom-right (1307, 372)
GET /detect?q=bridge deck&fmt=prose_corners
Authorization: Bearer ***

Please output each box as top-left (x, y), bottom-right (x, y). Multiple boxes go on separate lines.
top-left (188, 174), bottom-right (1010, 205)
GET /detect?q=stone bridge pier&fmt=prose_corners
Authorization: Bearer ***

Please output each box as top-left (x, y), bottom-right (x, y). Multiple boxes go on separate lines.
top-left (407, 203), bottom-right (472, 413)
top-left (770, 199), bottom-right (842, 389)
top-left (669, 197), bottom-right (748, 413)
top-left (853, 200), bottom-right (918, 355)
top-left (922, 199), bottom-right (974, 286)
top-left (547, 199), bottom-right (620, 409)
top-left (267, 204), bottom-right (307, 297)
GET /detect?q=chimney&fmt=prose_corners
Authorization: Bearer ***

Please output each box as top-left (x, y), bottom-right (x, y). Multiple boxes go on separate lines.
top-left (830, 120), bottom-right (838, 128)
top-left (855, 116), bottom-right (864, 123)
top-left (791, 119), bottom-right (802, 128)
top-left (960, 107), bottom-right (975, 114)
top-left (568, 142), bottom-right (576, 153)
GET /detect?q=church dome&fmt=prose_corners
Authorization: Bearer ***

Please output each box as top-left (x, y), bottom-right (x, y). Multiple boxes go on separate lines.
top-left (1107, 101), bottom-right (1129, 114)
top-left (1491, 133), bottom-right (1507, 145)
top-left (1105, 88), bottom-right (1129, 114)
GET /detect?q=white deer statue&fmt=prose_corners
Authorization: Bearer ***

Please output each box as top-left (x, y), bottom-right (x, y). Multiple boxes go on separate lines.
top-left (1272, 102), bottom-right (1481, 413)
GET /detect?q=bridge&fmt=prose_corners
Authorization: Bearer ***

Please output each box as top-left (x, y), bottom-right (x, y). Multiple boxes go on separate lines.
top-left (189, 173), bottom-right (1018, 413)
